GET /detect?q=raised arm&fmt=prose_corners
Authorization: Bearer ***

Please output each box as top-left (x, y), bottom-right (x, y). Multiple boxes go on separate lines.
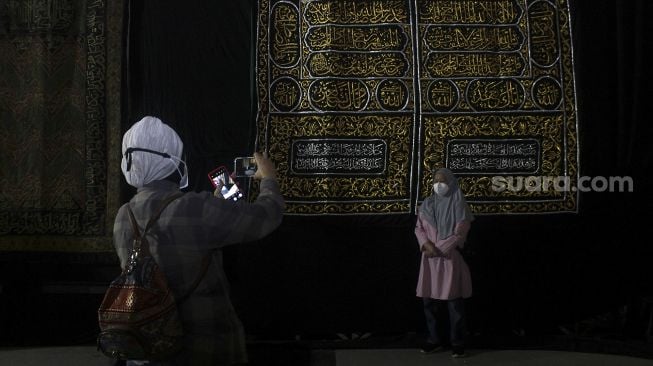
top-left (202, 152), bottom-right (285, 247)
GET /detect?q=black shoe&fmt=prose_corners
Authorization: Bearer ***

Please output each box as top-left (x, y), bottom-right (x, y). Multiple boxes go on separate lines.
top-left (420, 342), bottom-right (443, 354)
top-left (451, 345), bottom-right (466, 358)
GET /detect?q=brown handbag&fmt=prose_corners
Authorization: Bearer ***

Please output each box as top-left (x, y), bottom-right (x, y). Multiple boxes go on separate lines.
top-left (97, 193), bottom-right (211, 361)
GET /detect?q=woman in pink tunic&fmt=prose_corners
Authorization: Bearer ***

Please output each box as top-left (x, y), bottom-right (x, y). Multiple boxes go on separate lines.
top-left (415, 168), bottom-right (474, 358)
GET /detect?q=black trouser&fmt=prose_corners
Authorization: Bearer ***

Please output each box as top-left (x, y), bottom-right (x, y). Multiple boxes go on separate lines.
top-left (423, 297), bottom-right (466, 346)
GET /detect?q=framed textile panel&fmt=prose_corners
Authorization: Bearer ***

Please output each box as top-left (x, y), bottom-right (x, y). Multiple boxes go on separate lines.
top-left (255, 0), bottom-right (579, 215)
top-left (0, 0), bottom-right (123, 251)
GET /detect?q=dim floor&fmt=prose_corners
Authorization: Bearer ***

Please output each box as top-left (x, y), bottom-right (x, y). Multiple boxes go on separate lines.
top-left (1, 346), bottom-right (653, 366)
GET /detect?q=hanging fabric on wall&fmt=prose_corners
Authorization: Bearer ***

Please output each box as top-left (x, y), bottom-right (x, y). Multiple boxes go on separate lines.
top-left (255, 0), bottom-right (580, 215)
top-left (0, 0), bottom-right (124, 251)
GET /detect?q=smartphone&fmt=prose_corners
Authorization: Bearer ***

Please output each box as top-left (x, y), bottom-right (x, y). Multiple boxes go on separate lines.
top-left (208, 166), bottom-right (244, 201)
top-left (233, 156), bottom-right (257, 178)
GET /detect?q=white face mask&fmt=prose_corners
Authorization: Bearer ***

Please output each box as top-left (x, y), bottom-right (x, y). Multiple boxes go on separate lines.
top-left (433, 182), bottom-right (449, 196)
top-left (169, 155), bottom-right (189, 189)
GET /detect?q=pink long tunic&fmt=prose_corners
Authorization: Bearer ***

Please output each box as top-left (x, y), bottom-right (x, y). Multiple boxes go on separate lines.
top-left (415, 214), bottom-right (472, 300)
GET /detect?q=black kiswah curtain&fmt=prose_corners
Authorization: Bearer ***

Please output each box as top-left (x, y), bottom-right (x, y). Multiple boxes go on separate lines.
top-left (125, 0), bottom-right (652, 339)
top-left (125, 0), bottom-right (257, 196)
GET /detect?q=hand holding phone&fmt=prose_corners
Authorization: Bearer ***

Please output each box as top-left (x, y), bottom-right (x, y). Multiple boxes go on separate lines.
top-left (252, 152), bottom-right (277, 180)
top-left (233, 156), bottom-right (257, 178)
top-left (208, 166), bottom-right (244, 201)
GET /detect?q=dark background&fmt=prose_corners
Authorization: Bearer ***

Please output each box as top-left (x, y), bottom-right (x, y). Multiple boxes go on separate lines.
top-left (1, 0), bottom-right (652, 355)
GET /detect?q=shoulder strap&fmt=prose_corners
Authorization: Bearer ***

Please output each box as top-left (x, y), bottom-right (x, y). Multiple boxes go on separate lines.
top-left (145, 192), bottom-right (185, 233)
top-left (126, 192), bottom-right (184, 256)
top-left (125, 192), bottom-right (211, 303)
top-left (126, 205), bottom-right (142, 242)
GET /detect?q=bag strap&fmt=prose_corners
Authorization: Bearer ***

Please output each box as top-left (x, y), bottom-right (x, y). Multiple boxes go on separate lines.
top-left (125, 192), bottom-right (212, 303)
top-left (126, 192), bottom-right (184, 256)
top-left (126, 206), bottom-right (143, 244)
top-left (145, 192), bottom-right (185, 234)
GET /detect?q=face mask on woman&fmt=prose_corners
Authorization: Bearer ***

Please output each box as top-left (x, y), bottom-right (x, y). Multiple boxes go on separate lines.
top-left (433, 182), bottom-right (449, 196)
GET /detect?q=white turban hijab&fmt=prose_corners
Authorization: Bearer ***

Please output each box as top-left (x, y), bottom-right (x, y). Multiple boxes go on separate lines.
top-left (120, 116), bottom-right (189, 188)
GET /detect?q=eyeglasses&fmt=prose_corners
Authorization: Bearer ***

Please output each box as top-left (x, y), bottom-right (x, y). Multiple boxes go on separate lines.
top-left (124, 147), bottom-right (171, 171)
